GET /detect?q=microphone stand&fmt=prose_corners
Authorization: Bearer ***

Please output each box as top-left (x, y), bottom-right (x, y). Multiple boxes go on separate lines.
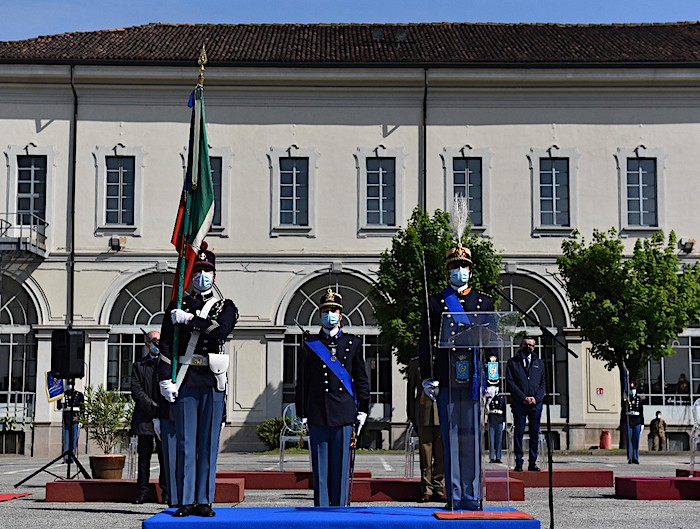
top-left (485, 283), bottom-right (578, 529)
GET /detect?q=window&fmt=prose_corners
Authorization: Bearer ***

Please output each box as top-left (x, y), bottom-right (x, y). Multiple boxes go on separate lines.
top-left (94, 144), bottom-right (145, 236)
top-left (615, 146), bottom-right (666, 232)
top-left (279, 158), bottom-right (309, 226)
top-left (105, 156), bottom-right (135, 225)
top-left (355, 146), bottom-right (405, 236)
top-left (16, 156), bottom-right (47, 226)
top-left (528, 147), bottom-right (578, 236)
top-left (638, 335), bottom-right (699, 407)
top-left (366, 158), bottom-right (395, 226)
top-left (441, 146), bottom-right (491, 232)
top-left (210, 156), bottom-right (223, 226)
top-left (268, 146), bottom-right (317, 237)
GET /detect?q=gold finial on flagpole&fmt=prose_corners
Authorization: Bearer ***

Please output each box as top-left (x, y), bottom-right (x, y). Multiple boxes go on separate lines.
top-left (198, 45), bottom-right (208, 85)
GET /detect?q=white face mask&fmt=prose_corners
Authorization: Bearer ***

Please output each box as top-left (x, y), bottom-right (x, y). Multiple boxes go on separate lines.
top-left (192, 271), bottom-right (214, 292)
top-left (449, 267), bottom-right (470, 287)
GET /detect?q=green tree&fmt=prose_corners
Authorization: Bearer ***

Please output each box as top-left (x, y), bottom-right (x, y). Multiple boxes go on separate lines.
top-left (557, 229), bottom-right (700, 391)
top-left (371, 207), bottom-right (502, 371)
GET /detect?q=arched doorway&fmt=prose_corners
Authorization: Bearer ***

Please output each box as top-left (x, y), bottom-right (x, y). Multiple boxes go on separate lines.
top-left (0, 274), bottom-right (38, 453)
top-left (281, 273), bottom-right (390, 418)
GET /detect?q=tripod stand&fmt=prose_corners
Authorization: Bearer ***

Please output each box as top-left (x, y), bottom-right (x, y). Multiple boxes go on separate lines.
top-left (15, 388), bottom-right (90, 488)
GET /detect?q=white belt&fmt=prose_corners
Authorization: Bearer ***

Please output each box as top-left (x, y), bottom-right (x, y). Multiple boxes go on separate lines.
top-left (490, 410), bottom-right (503, 414)
top-left (179, 354), bottom-right (209, 366)
top-left (628, 411), bottom-right (640, 415)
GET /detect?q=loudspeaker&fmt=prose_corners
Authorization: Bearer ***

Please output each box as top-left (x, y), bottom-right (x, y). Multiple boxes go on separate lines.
top-left (51, 329), bottom-right (85, 379)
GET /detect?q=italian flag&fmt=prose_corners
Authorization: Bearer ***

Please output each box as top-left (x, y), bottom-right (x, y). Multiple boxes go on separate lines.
top-left (171, 85), bottom-right (215, 299)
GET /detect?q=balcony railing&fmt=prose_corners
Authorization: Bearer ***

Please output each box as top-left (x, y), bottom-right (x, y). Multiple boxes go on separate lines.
top-left (0, 212), bottom-right (48, 257)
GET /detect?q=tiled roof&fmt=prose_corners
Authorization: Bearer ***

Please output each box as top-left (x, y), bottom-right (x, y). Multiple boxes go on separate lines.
top-left (2, 22), bottom-right (700, 66)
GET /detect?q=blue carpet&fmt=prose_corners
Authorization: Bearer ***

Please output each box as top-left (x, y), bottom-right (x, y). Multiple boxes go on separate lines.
top-left (143, 506), bottom-right (539, 529)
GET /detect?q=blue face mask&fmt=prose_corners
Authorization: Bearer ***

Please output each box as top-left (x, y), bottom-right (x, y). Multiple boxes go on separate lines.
top-left (629, 389), bottom-right (636, 397)
top-left (192, 271), bottom-right (214, 292)
top-left (321, 311), bottom-right (340, 329)
top-left (149, 343), bottom-right (159, 355)
top-left (449, 267), bottom-right (470, 287)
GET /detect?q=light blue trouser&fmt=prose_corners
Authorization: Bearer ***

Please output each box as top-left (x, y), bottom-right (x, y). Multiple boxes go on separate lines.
top-left (174, 385), bottom-right (225, 506)
top-left (62, 417), bottom-right (79, 461)
top-left (309, 424), bottom-right (352, 507)
top-left (437, 385), bottom-right (481, 510)
top-left (489, 422), bottom-right (504, 461)
top-left (160, 419), bottom-right (178, 506)
top-left (626, 424), bottom-right (642, 462)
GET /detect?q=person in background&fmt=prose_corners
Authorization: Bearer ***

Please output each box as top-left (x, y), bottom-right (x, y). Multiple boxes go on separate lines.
top-left (485, 386), bottom-right (507, 464)
top-left (130, 330), bottom-right (167, 504)
top-left (407, 357), bottom-right (445, 503)
top-left (58, 379), bottom-right (83, 463)
top-left (648, 410), bottom-right (667, 451)
top-left (621, 381), bottom-right (644, 464)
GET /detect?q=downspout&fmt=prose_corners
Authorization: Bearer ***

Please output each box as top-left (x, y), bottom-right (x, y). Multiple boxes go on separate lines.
top-left (419, 68), bottom-right (428, 211)
top-left (68, 65), bottom-right (78, 327)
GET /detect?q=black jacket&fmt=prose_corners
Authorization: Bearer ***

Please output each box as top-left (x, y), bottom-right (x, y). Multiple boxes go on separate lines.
top-left (295, 330), bottom-right (371, 427)
top-left (487, 393), bottom-right (507, 425)
top-left (158, 291), bottom-right (238, 388)
top-left (505, 351), bottom-right (546, 410)
top-left (130, 353), bottom-right (160, 435)
top-left (419, 287), bottom-right (495, 386)
top-left (621, 396), bottom-right (644, 428)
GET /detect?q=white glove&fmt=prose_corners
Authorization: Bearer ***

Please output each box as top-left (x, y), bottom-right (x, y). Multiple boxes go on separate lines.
top-left (152, 418), bottom-right (161, 440)
top-left (296, 417), bottom-right (308, 427)
top-left (221, 422), bottom-right (226, 432)
top-left (356, 412), bottom-right (368, 435)
top-left (640, 426), bottom-right (644, 435)
top-left (171, 309), bottom-right (193, 325)
top-left (159, 380), bottom-right (178, 403)
top-left (422, 379), bottom-right (440, 401)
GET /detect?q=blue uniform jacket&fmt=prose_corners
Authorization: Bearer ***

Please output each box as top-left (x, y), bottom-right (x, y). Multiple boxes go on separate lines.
top-left (295, 330), bottom-right (371, 427)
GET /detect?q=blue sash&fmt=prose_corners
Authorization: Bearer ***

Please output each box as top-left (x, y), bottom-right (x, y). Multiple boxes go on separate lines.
top-left (442, 287), bottom-right (471, 324)
top-left (305, 337), bottom-right (355, 399)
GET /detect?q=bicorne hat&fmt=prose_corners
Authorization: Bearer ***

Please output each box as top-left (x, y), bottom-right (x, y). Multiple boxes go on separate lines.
top-left (193, 241), bottom-right (216, 272)
top-left (445, 246), bottom-right (473, 268)
top-left (319, 288), bottom-right (343, 312)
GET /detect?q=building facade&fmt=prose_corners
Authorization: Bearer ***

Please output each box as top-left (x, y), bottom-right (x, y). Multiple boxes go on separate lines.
top-left (0, 22), bottom-right (699, 456)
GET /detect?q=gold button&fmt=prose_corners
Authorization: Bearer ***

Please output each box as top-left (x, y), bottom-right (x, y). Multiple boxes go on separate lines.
top-left (349, 341), bottom-right (353, 345)
top-left (450, 322), bottom-right (454, 327)
top-left (478, 298), bottom-right (482, 302)
top-left (324, 380), bottom-right (328, 384)
top-left (324, 372), bottom-right (328, 377)
top-left (322, 365), bottom-right (327, 369)
top-left (339, 387), bottom-right (343, 391)
top-left (325, 389), bottom-right (329, 392)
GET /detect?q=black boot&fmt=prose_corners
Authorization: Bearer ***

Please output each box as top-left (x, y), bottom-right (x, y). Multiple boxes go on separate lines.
top-left (173, 504), bottom-right (196, 517)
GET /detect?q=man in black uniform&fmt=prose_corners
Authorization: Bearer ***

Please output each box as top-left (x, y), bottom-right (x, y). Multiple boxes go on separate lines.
top-left (130, 330), bottom-right (167, 504)
top-left (621, 381), bottom-right (644, 464)
top-left (486, 387), bottom-right (507, 463)
top-left (295, 288), bottom-right (371, 507)
top-left (506, 337), bottom-right (546, 472)
top-left (158, 243), bottom-right (238, 517)
top-left (419, 246), bottom-right (494, 510)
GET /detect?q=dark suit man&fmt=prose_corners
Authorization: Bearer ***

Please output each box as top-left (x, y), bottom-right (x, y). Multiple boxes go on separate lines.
top-left (295, 288), bottom-right (371, 507)
top-left (407, 357), bottom-right (445, 502)
top-left (506, 337), bottom-right (546, 472)
top-left (131, 331), bottom-right (167, 504)
top-left (419, 246), bottom-right (494, 511)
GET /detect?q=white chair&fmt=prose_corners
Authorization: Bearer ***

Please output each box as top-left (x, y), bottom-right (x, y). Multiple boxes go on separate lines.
top-left (404, 422), bottom-right (420, 478)
top-left (279, 403), bottom-right (310, 471)
top-left (690, 398), bottom-right (700, 477)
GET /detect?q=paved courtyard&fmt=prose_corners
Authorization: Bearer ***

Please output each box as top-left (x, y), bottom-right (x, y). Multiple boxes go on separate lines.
top-left (0, 451), bottom-right (696, 529)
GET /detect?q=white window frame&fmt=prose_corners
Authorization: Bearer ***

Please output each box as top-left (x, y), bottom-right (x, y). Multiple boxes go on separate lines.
top-left (614, 146), bottom-right (666, 233)
top-left (93, 144), bottom-right (145, 236)
top-left (268, 145), bottom-right (318, 237)
top-left (180, 145), bottom-right (233, 237)
top-left (355, 145), bottom-right (405, 237)
top-left (527, 146), bottom-right (579, 237)
top-left (4, 143), bottom-right (56, 228)
top-left (441, 145), bottom-right (492, 234)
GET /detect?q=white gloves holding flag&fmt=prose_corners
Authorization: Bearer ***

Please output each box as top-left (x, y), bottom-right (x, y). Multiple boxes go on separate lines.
top-left (171, 309), bottom-right (193, 325)
top-left (152, 418), bottom-right (161, 440)
top-left (356, 412), bottom-right (368, 435)
top-left (159, 380), bottom-right (178, 403)
top-left (422, 379), bottom-right (440, 401)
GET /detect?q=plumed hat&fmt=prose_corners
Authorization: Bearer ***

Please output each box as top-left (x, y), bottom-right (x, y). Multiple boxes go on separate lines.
top-left (193, 241), bottom-right (215, 272)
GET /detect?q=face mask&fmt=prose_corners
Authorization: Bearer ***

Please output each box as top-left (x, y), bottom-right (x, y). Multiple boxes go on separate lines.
top-left (149, 343), bottom-right (159, 355)
top-left (192, 271), bottom-right (214, 292)
top-left (629, 389), bottom-right (636, 397)
top-left (321, 311), bottom-right (340, 329)
top-left (449, 267), bottom-right (470, 287)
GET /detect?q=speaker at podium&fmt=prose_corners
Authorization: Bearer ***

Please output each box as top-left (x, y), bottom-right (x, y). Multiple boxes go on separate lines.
top-left (51, 328), bottom-right (85, 379)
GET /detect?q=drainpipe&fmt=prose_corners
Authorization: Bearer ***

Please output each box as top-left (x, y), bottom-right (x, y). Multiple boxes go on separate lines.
top-left (68, 65), bottom-right (78, 327)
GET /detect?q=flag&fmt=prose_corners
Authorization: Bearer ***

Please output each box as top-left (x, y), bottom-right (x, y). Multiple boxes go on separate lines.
top-left (171, 85), bottom-right (215, 299)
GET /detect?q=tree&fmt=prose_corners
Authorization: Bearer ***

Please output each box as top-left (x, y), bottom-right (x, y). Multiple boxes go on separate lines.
top-left (371, 206), bottom-right (502, 371)
top-left (557, 229), bottom-right (700, 392)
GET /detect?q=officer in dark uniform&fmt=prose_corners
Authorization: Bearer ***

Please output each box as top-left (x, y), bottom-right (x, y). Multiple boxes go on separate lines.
top-left (621, 381), bottom-right (644, 464)
top-left (57, 380), bottom-right (83, 463)
top-left (486, 387), bottom-right (507, 463)
top-left (419, 246), bottom-right (494, 511)
top-left (295, 288), bottom-right (371, 507)
top-left (158, 242), bottom-right (238, 517)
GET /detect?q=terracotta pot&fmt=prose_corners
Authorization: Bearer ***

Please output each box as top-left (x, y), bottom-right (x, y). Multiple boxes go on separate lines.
top-left (89, 454), bottom-right (126, 479)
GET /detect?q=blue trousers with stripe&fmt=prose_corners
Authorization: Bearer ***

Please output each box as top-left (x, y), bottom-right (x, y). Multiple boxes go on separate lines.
top-left (160, 419), bottom-right (178, 506)
top-left (309, 424), bottom-right (352, 506)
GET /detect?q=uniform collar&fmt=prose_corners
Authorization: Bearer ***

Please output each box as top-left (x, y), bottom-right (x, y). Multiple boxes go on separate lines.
top-left (451, 285), bottom-right (471, 296)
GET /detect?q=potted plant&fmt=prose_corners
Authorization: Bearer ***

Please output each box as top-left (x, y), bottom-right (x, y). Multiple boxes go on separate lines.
top-left (76, 384), bottom-right (133, 479)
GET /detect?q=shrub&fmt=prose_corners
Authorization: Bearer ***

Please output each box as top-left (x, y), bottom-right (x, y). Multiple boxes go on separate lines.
top-left (256, 416), bottom-right (285, 450)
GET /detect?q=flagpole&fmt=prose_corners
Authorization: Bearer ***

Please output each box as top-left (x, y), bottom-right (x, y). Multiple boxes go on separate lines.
top-left (172, 46), bottom-right (207, 382)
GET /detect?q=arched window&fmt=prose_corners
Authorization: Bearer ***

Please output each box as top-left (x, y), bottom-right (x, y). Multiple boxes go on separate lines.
top-left (107, 273), bottom-right (175, 391)
top-left (281, 273), bottom-right (390, 413)
top-left (0, 274), bottom-right (38, 448)
top-left (499, 273), bottom-right (569, 408)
